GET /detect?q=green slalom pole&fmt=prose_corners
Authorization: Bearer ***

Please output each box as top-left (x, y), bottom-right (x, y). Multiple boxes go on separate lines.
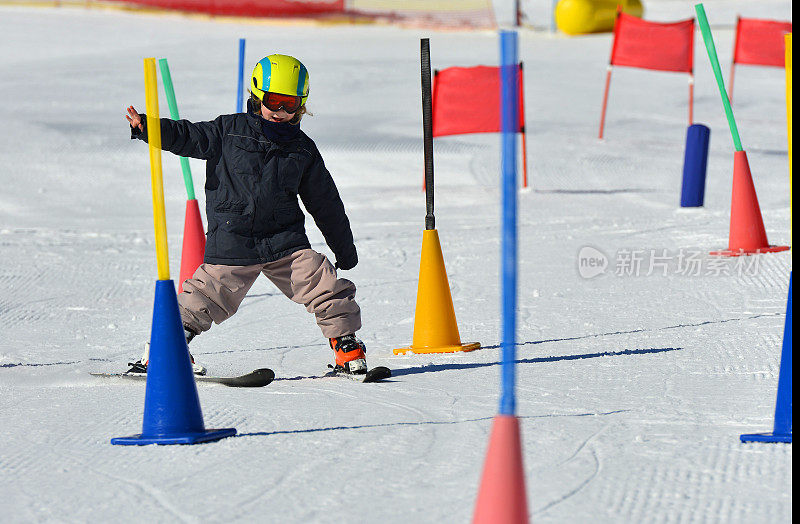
top-left (695, 3), bottom-right (743, 152)
top-left (158, 58), bottom-right (196, 200)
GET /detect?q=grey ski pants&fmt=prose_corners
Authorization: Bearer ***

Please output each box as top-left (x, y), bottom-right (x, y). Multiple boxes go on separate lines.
top-left (177, 249), bottom-right (361, 339)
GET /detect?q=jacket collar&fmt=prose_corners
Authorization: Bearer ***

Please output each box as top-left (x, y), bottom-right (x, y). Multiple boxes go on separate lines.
top-left (244, 112), bottom-right (304, 151)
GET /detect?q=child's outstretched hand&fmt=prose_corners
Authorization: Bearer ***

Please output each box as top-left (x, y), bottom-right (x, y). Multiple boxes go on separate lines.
top-left (126, 105), bottom-right (143, 131)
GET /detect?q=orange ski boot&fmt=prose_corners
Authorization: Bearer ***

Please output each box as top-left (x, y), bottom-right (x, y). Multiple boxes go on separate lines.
top-left (329, 334), bottom-right (367, 374)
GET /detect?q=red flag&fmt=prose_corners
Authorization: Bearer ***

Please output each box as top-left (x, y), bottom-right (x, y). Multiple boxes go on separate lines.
top-left (733, 17), bottom-right (792, 67)
top-left (432, 65), bottom-right (524, 137)
top-left (599, 12), bottom-right (695, 138)
top-left (610, 12), bottom-right (695, 73)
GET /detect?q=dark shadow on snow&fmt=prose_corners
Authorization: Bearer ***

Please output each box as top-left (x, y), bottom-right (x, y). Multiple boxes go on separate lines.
top-left (272, 347), bottom-right (681, 381)
top-left (391, 346), bottom-right (682, 378)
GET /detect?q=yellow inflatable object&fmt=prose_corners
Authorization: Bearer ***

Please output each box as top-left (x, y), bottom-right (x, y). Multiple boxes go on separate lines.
top-left (555, 0), bottom-right (644, 36)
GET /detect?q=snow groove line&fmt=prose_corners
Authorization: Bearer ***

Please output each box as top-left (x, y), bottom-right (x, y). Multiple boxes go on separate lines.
top-left (0, 343), bottom-right (324, 370)
top-left (235, 410), bottom-right (628, 438)
top-left (1, 360), bottom-right (81, 368)
top-left (195, 342), bottom-right (328, 356)
top-left (697, 330), bottom-right (782, 377)
top-left (360, 391), bottom-right (431, 421)
top-left (321, 136), bottom-right (487, 154)
top-left (0, 298), bottom-right (775, 372)
top-left (0, 443), bottom-right (51, 479)
top-left (70, 458), bottom-right (195, 523)
top-left (0, 357), bottom-right (110, 369)
top-left (534, 424), bottom-right (609, 516)
top-left (498, 312), bottom-right (784, 350)
top-left (556, 423), bottom-right (610, 468)
top-left (224, 455), bottom-right (304, 521)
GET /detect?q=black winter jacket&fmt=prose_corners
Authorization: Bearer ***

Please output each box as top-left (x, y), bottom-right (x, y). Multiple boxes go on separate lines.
top-left (133, 112), bottom-right (357, 268)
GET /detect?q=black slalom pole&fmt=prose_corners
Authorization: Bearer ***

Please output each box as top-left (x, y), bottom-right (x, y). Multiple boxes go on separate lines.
top-left (421, 38), bottom-right (435, 231)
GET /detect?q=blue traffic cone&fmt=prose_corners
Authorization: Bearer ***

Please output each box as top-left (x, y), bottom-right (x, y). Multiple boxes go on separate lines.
top-left (741, 272), bottom-right (792, 443)
top-left (112, 280), bottom-right (236, 445)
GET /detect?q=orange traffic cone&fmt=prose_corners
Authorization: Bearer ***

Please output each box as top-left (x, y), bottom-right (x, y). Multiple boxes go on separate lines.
top-left (394, 229), bottom-right (480, 354)
top-left (179, 199), bottom-right (206, 292)
top-left (710, 151), bottom-right (790, 256)
top-left (473, 415), bottom-right (529, 524)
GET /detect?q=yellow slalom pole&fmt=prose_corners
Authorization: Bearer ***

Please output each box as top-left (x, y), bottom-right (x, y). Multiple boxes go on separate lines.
top-left (144, 57), bottom-right (170, 280)
top-left (786, 34), bottom-right (792, 248)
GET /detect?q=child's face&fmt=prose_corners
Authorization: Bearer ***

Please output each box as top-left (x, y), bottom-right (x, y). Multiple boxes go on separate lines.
top-left (260, 104), bottom-right (296, 123)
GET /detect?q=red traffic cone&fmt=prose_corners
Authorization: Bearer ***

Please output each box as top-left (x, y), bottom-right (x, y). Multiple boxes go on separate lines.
top-left (473, 415), bottom-right (528, 524)
top-left (179, 199), bottom-right (206, 291)
top-left (711, 151), bottom-right (790, 256)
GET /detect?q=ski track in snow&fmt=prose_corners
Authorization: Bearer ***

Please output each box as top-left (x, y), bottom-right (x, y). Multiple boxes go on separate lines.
top-left (0, 1), bottom-right (793, 522)
top-left (535, 424), bottom-right (606, 516)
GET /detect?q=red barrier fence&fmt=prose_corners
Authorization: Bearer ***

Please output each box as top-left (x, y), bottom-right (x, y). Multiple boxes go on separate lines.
top-left (104, 0), bottom-right (343, 17)
top-left (97, 0), bottom-right (495, 27)
top-left (729, 17), bottom-right (793, 101)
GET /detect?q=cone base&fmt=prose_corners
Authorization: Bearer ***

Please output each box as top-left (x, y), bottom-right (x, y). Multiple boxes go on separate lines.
top-left (710, 245), bottom-right (790, 257)
top-left (111, 427), bottom-right (236, 446)
top-left (740, 432), bottom-right (792, 443)
top-left (393, 342), bottom-right (480, 355)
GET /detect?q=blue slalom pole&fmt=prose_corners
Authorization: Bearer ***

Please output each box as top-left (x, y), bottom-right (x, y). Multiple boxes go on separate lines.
top-left (237, 38), bottom-right (246, 113)
top-left (741, 272), bottom-right (792, 443)
top-left (772, 273), bottom-right (793, 436)
top-left (499, 30), bottom-right (519, 417)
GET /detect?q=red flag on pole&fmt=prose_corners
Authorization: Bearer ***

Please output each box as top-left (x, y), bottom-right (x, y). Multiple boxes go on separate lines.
top-left (733, 17), bottom-right (793, 67)
top-left (610, 13), bottom-right (695, 73)
top-left (599, 12), bottom-right (695, 138)
top-left (729, 17), bottom-right (792, 100)
top-left (432, 65), bottom-right (524, 136)
top-left (431, 65), bottom-right (528, 187)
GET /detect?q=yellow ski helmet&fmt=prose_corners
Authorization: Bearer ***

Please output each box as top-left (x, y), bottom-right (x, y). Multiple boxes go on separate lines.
top-left (250, 54), bottom-right (309, 106)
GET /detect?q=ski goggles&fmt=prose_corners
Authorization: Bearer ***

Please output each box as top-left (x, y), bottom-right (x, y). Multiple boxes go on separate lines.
top-left (261, 92), bottom-right (303, 113)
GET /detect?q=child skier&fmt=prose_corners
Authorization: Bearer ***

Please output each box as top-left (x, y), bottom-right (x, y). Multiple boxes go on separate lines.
top-left (125, 54), bottom-right (368, 376)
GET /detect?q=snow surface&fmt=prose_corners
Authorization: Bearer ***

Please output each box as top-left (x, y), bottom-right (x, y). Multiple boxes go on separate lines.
top-left (0, 1), bottom-right (792, 522)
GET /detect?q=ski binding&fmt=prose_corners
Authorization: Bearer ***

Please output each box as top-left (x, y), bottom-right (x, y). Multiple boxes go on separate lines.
top-left (325, 364), bottom-right (392, 383)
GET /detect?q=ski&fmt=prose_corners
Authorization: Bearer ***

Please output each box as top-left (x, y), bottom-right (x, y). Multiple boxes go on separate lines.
top-left (325, 365), bottom-right (392, 383)
top-left (90, 368), bottom-right (275, 388)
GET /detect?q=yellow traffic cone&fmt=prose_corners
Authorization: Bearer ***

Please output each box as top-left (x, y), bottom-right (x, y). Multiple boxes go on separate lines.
top-left (394, 229), bottom-right (480, 355)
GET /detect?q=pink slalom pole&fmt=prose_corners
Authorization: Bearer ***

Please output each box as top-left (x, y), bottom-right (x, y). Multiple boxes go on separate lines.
top-left (598, 66), bottom-right (613, 139)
